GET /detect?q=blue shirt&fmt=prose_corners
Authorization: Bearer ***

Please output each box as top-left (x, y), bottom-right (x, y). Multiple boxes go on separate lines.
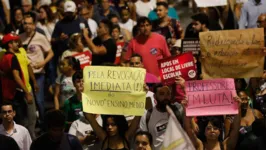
top-left (148, 7), bottom-right (179, 21)
top-left (239, 0), bottom-right (266, 29)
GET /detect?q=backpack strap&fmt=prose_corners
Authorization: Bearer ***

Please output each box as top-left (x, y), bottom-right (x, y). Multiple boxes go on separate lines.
top-left (145, 108), bottom-right (153, 132)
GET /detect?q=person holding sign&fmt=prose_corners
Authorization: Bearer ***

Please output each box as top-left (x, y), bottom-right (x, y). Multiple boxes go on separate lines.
top-left (182, 97), bottom-right (241, 150)
top-left (84, 113), bottom-right (141, 150)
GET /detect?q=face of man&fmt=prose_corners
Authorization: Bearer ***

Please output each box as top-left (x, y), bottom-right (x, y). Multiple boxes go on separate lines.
top-left (80, 8), bottom-right (91, 20)
top-left (22, 0), bottom-right (32, 13)
top-left (156, 5), bottom-right (168, 19)
top-left (101, 0), bottom-right (110, 11)
top-left (257, 15), bottom-right (266, 29)
top-left (74, 78), bottom-right (84, 92)
top-left (1, 105), bottom-right (15, 123)
top-left (97, 22), bottom-right (109, 37)
top-left (154, 86), bottom-right (171, 111)
top-left (192, 20), bottom-right (204, 33)
top-left (64, 12), bottom-right (76, 21)
top-left (129, 56), bottom-right (143, 68)
top-left (110, 17), bottom-right (119, 25)
top-left (111, 28), bottom-right (120, 40)
top-left (139, 21), bottom-right (152, 37)
top-left (23, 17), bottom-right (35, 34)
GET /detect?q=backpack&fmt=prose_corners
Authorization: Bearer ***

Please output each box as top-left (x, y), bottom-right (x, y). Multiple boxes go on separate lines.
top-left (145, 104), bottom-right (183, 131)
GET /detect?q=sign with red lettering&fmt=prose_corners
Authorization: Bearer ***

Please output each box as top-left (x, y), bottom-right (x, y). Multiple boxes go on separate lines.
top-left (72, 51), bottom-right (92, 69)
top-left (114, 42), bottom-right (124, 65)
top-left (185, 78), bottom-right (238, 116)
top-left (158, 52), bottom-right (197, 85)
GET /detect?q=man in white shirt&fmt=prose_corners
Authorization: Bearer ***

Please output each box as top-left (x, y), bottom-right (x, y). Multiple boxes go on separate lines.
top-left (139, 83), bottom-right (184, 150)
top-left (0, 102), bottom-right (32, 150)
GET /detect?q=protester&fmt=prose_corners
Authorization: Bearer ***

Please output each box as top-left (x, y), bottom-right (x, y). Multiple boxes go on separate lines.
top-left (111, 24), bottom-right (126, 65)
top-left (113, 0), bottom-right (137, 21)
top-left (135, 0), bottom-right (156, 17)
top-left (134, 131), bottom-right (153, 150)
top-left (237, 91), bottom-right (264, 149)
top-left (183, 97), bottom-right (241, 150)
top-left (64, 70), bottom-right (84, 128)
top-left (93, 0), bottom-right (120, 23)
top-left (4, 7), bottom-right (24, 34)
top-left (84, 114), bottom-right (141, 149)
top-left (151, 2), bottom-right (183, 48)
top-left (148, 0), bottom-right (179, 21)
top-left (119, 6), bottom-right (136, 32)
top-left (37, 5), bottom-right (56, 42)
top-left (54, 57), bottom-right (80, 110)
top-left (124, 17), bottom-right (170, 79)
top-left (83, 19), bottom-right (117, 65)
top-left (79, 5), bottom-right (98, 39)
top-left (109, 14), bottom-right (132, 41)
top-left (20, 13), bottom-right (54, 126)
top-left (139, 82), bottom-right (184, 150)
top-left (0, 102), bottom-right (32, 150)
top-left (239, 0), bottom-right (266, 29)
top-left (30, 110), bottom-right (83, 150)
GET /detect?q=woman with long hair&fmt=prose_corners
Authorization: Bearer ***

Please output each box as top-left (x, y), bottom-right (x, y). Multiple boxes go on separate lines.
top-left (37, 5), bottom-right (56, 41)
top-left (183, 97), bottom-right (241, 150)
top-left (85, 113), bottom-right (141, 150)
top-left (5, 7), bottom-right (24, 34)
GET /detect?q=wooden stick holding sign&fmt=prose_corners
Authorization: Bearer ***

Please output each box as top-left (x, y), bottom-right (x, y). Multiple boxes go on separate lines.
top-left (158, 52), bottom-right (197, 85)
top-left (82, 66), bottom-right (146, 116)
top-left (185, 78), bottom-right (238, 116)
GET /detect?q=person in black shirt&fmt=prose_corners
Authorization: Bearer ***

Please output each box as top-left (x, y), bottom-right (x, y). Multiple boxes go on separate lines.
top-left (83, 19), bottom-right (117, 65)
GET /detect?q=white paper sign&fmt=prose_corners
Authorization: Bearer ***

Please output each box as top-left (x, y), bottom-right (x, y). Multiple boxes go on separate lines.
top-left (195, 0), bottom-right (227, 7)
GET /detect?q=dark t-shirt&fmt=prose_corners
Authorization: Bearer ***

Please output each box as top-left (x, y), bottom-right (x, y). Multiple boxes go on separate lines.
top-left (52, 16), bottom-right (91, 58)
top-left (92, 37), bottom-right (117, 65)
top-left (0, 134), bottom-right (20, 150)
top-left (30, 133), bottom-right (83, 150)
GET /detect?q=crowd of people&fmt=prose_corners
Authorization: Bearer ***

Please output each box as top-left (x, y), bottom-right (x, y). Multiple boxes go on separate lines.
top-left (0, 0), bottom-right (266, 150)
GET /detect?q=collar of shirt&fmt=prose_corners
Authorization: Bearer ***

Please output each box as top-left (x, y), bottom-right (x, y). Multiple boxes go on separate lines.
top-left (0, 122), bottom-right (18, 137)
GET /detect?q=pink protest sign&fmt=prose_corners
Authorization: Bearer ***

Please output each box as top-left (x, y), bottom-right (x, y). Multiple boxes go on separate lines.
top-left (185, 78), bottom-right (238, 116)
top-left (158, 52), bottom-right (197, 85)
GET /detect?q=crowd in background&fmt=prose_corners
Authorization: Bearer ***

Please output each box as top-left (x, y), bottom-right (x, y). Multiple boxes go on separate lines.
top-left (0, 0), bottom-right (266, 150)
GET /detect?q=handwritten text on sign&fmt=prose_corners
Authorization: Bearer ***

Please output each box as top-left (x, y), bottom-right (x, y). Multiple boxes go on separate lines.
top-left (200, 28), bottom-right (264, 79)
top-left (185, 78), bottom-right (238, 116)
top-left (158, 52), bottom-right (196, 85)
top-left (82, 66), bottom-right (146, 116)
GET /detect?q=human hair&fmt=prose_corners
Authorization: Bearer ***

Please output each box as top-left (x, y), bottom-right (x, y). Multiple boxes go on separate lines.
top-left (112, 24), bottom-right (121, 32)
top-left (23, 12), bottom-right (37, 23)
top-left (1, 102), bottom-right (14, 111)
top-left (64, 56), bottom-right (81, 71)
top-left (102, 115), bottom-right (128, 138)
top-left (68, 33), bottom-right (82, 49)
top-left (119, 6), bottom-right (130, 15)
top-left (39, 5), bottom-right (55, 24)
top-left (108, 13), bottom-right (119, 21)
top-left (137, 17), bottom-right (151, 27)
top-left (132, 25), bottom-right (139, 37)
top-left (134, 131), bottom-right (153, 145)
top-left (44, 110), bottom-right (66, 129)
top-left (198, 116), bottom-right (224, 142)
top-left (130, 53), bottom-right (143, 62)
top-left (156, 2), bottom-right (168, 9)
top-left (72, 70), bottom-right (83, 83)
top-left (100, 19), bottom-right (113, 35)
top-left (153, 83), bottom-right (165, 94)
top-left (191, 13), bottom-right (209, 28)
top-left (11, 7), bottom-right (24, 25)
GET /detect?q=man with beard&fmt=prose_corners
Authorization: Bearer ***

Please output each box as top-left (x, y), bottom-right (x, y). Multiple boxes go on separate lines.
top-left (139, 83), bottom-right (184, 150)
top-left (52, 1), bottom-right (91, 63)
top-left (239, 0), bottom-right (266, 29)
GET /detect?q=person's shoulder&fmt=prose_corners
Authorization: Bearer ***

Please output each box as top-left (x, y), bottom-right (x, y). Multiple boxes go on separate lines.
top-left (35, 31), bottom-right (48, 40)
top-left (15, 123), bottom-right (31, 135)
top-left (151, 32), bottom-right (165, 39)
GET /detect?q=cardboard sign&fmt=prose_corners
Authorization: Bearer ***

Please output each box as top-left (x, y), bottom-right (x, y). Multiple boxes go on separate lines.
top-left (72, 51), bottom-right (92, 69)
top-left (185, 78), bottom-right (238, 116)
top-left (82, 66), bottom-right (146, 116)
top-left (181, 39), bottom-right (200, 55)
top-left (200, 28), bottom-right (264, 79)
top-left (195, 0), bottom-right (227, 7)
top-left (158, 52), bottom-right (197, 85)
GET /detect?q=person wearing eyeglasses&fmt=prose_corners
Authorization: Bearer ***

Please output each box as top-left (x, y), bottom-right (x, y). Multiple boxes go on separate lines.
top-left (0, 102), bottom-right (32, 150)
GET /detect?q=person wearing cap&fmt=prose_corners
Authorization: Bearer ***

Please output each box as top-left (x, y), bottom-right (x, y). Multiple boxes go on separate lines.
top-left (51, 0), bottom-right (91, 70)
top-left (0, 33), bottom-right (38, 139)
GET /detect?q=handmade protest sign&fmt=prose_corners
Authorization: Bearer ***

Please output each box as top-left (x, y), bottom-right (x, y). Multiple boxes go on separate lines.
top-left (72, 51), bottom-right (92, 69)
top-left (185, 78), bottom-right (238, 116)
top-left (82, 66), bottom-right (146, 116)
top-left (200, 28), bottom-right (264, 79)
top-left (181, 39), bottom-right (200, 55)
top-left (158, 52), bottom-right (197, 85)
top-left (195, 0), bottom-right (227, 7)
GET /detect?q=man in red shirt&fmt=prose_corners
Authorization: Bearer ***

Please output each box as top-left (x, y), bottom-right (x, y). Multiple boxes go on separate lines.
top-left (124, 17), bottom-right (171, 79)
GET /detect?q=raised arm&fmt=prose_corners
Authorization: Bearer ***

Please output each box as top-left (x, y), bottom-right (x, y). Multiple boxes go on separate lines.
top-left (84, 113), bottom-right (107, 141)
top-left (126, 116), bottom-right (141, 140)
top-left (225, 97), bottom-right (241, 150)
top-left (83, 28), bottom-right (107, 55)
